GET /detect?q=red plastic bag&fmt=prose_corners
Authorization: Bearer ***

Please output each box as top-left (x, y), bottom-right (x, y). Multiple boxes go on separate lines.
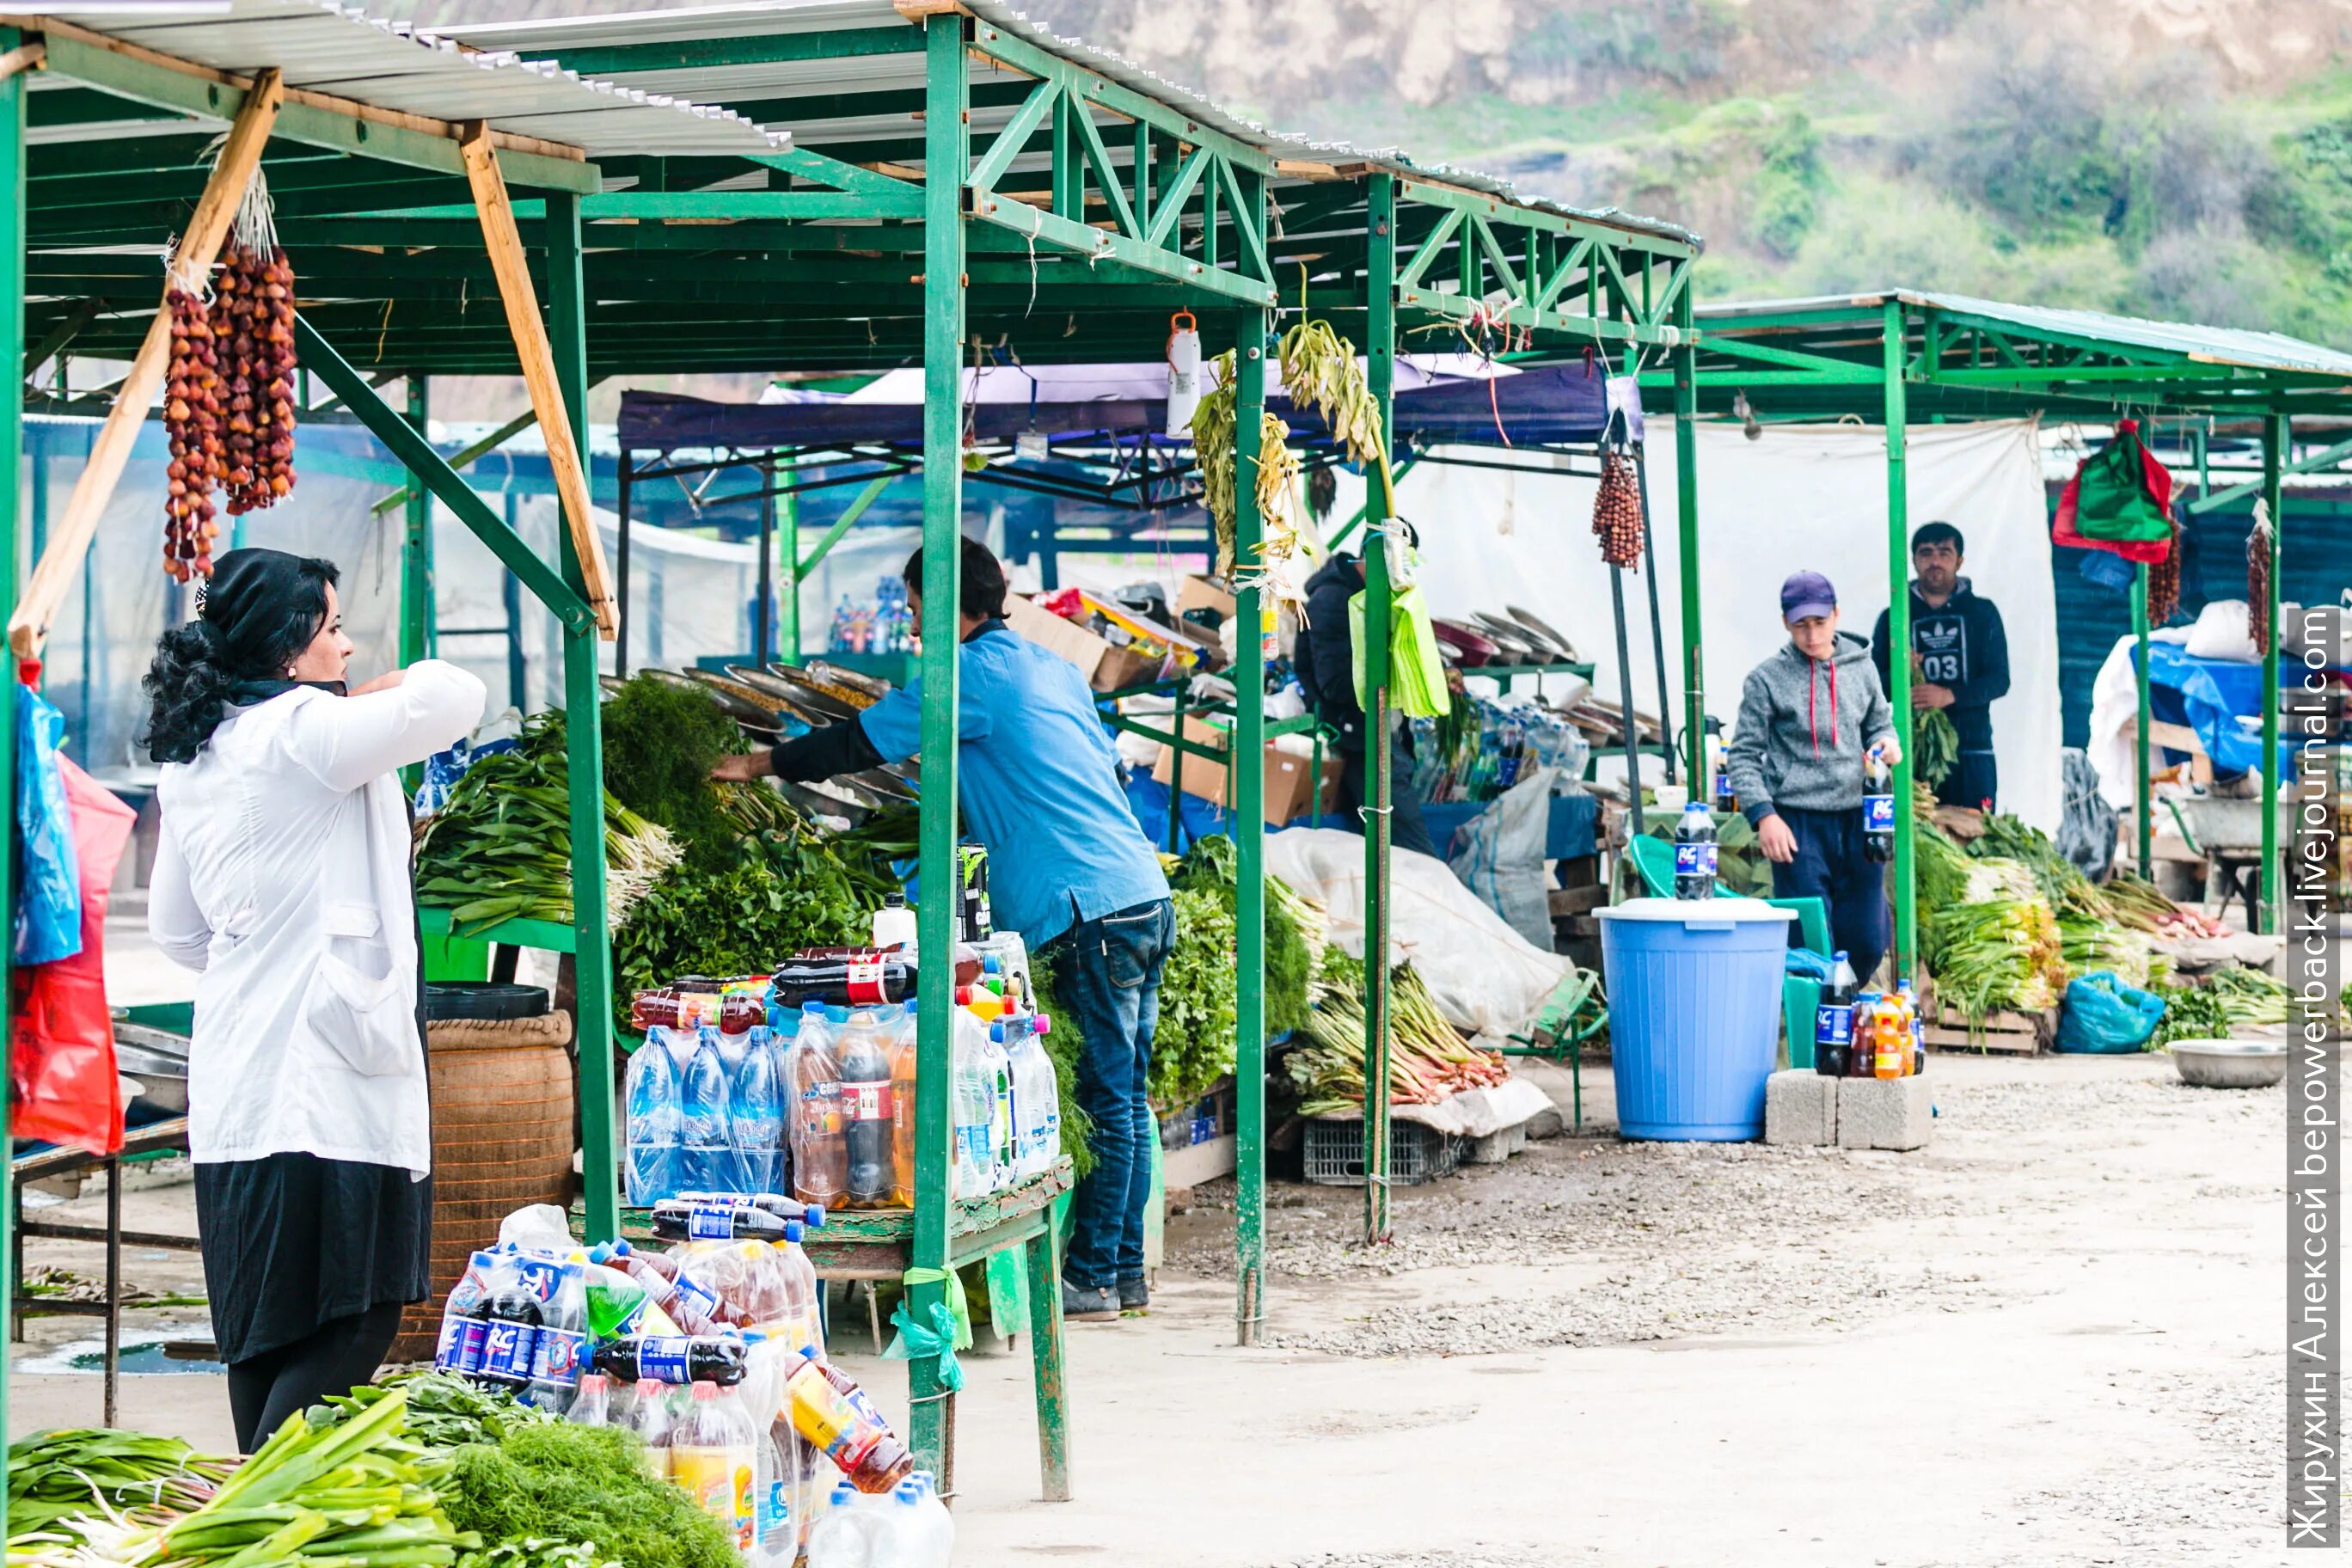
top-left (11, 755), bottom-right (138, 1154)
top-left (2052, 420), bottom-right (2173, 565)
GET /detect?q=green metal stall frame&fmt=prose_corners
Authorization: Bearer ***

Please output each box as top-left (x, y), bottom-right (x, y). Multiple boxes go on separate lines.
top-left (1638, 290), bottom-right (2352, 956)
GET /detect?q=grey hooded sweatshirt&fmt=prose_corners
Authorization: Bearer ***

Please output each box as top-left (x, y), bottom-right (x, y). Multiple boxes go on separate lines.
top-left (1724, 630), bottom-right (1897, 824)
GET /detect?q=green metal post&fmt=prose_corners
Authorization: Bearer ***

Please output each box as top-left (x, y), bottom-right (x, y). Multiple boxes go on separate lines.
top-left (400, 376), bottom-right (434, 665)
top-left (2257, 412), bottom-right (2284, 935)
top-left (779, 483), bottom-right (802, 659)
top-left (1164, 676), bottom-right (1186, 852)
top-left (1882, 300), bottom-right (1916, 980)
top-left (911, 11), bottom-right (978, 1487)
top-left (1232, 304), bottom-right (1268, 1344)
top-left (2132, 565), bottom-right (2152, 878)
top-left (546, 188), bottom-right (619, 1241)
top-left (1672, 293), bottom-right (1705, 788)
top-left (0, 28), bottom-right (26, 1494)
top-left (1361, 173), bottom-right (1396, 1244)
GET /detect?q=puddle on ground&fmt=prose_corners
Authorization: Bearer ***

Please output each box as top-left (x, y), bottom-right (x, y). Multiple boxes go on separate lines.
top-left (18, 1324), bottom-right (221, 1375)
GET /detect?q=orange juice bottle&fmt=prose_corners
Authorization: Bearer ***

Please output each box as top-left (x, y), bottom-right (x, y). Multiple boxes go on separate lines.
top-left (1871, 994), bottom-right (1908, 1079)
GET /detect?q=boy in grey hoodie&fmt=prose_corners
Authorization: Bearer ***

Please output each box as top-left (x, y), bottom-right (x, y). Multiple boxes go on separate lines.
top-left (1724, 571), bottom-right (1903, 982)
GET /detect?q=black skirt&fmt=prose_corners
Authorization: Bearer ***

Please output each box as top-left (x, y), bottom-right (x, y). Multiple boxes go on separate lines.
top-left (195, 1155), bottom-right (432, 1365)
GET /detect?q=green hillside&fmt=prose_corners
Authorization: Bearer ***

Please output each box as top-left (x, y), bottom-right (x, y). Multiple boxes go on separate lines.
top-left (1023, 0), bottom-right (2352, 345)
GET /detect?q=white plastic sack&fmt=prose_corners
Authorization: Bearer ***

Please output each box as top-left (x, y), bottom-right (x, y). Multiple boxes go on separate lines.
top-left (498, 1203), bottom-right (574, 1257)
top-left (1449, 765), bottom-right (1560, 947)
top-left (2183, 599), bottom-right (2262, 663)
top-left (1265, 827), bottom-right (1569, 1040)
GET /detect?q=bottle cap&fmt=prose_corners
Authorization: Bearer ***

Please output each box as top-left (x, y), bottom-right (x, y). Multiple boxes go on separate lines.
top-left (885, 892), bottom-right (905, 908)
top-left (989, 1020), bottom-right (1004, 1044)
top-left (911, 1469), bottom-right (937, 1497)
top-left (579, 1373), bottom-right (609, 1393)
top-left (804, 1204), bottom-right (825, 1229)
top-left (983, 956), bottom-right (1001, 973)
top-left (1035, 1014), bottom-right (1050, 1036)
top-left (783, 1219), bottom-right (805, 1244)
top-left (830, 1483), bottom-right (860, 1506)
top-left (827, 1006), bottom-right (849, 1025)
top-left (803, 1000), bottom-right (826, 1014)
top-left (894, 1480), bottom-right (922, 1504)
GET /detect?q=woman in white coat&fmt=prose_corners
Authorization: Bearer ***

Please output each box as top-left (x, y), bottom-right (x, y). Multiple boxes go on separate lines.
top-left (143, 548), bottom-right (485, 1449)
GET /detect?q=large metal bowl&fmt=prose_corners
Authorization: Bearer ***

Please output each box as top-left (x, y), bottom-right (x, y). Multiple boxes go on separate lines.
top-left (2170, 1038), bottom-right (2288, 1088)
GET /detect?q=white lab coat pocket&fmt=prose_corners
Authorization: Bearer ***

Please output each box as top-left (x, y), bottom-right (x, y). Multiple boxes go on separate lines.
top-left (304, 903), bottom-right (415, 1077)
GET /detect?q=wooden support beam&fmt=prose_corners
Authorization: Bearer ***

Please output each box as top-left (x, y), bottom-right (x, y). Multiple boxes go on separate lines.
top-left (459, 120), bottom-right (616, 637)
top-left (8, 67), bottom-right (281, 658)
top-left (0, 40), bottom-right (41, 82)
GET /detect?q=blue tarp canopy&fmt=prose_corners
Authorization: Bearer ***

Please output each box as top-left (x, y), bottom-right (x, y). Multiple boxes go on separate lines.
top-left (617, 359), bottom-right (1625, 455)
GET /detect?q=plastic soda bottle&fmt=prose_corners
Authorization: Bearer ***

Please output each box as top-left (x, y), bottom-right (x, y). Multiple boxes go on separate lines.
top-left (1872, 992), bottom-right (1908, 1079)
top-left (671, 1381), bottom-right (757, 1551)
top-left (1864, 751), bottom-right (1895, 864)
top-left (889, 1014), bottom-right (918, 1208)
top-left (518, 1257), bottom-right (589, 1414)
top-left (786, 1350), bottom-right (914, 1494)
top-left (837, 1007), bottom-right (897, 1209)
top-left (631, 1380), bottom-right (677, 1480)
top-left (789, 1003), bottom-right (848, 1207)
top-left (626, 1028), bottom-right (685, 1205)
top-left (680, 1026), bottom-right (735, 1196)
top-left (1813, 952), bottom-right (1857, 1077)
top-left (568, 1372), bottom-right (613, 1427)
top-left (729, 1028), bottom-right (787, 1196)
top-left (1847, 992), bottom-right (1881, 1078)
top-left (435, 1248), bottom-right (501, 1374)
top-left (1899, 979), bottom-right (1926, 1076)
top-left (476, 1263), bottom-right (542, 1391)
top-left (1672, 798), bottom-right (1717, 899)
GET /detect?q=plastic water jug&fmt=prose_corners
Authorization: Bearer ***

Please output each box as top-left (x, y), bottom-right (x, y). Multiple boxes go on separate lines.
top-left (625, 1027), bottom-right (684, 1205)
top-left (730, 1028), bottom-right (786, 1195)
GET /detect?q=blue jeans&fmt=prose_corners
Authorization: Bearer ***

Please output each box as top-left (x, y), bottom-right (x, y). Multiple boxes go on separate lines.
top-left (1045, 897), bottom-right (1175, 1289)
top-left (1770, 804), bottom-right (1889, 985)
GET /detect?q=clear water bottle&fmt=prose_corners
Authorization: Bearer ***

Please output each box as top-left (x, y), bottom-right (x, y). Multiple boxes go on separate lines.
top-left (788, 1002), bottom-right (848, 1208)
top-left (998, 1014), bottom-right (1059, 1180)
top-left (681, 1026), bottom-right (734, 1196)
top-left (978, 1015), bottom-right (1016, 1190)
top-left (806, 1481), bottom-right (872, 1568)
top-left (904, 1472), bottom-right (953, 1568)
top-left (626, 1027), bottom-right (685, 1205)
top-left (730, 1027), bottom-right (786, 1197)
top-left (950, 1008), bottom-right (998, 1197)
top-left (1671, 798), bottom-right (1718, 900)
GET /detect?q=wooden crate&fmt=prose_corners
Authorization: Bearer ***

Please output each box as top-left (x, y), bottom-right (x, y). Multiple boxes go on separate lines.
top-left (1922, 999), bottom-right (2054, 1055)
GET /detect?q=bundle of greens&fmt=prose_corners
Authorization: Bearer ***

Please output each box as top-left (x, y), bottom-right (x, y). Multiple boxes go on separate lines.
top-left (609, 824), bottom-right (879, 1038)
top-left (11, 1388), bottom-right (476, 1568)
top-left (1153, 878), bottom-right (1239, 1111)
top-left (1914, 706), bottom-right (1960, 788)
top-left (416, 715), bottom-right (679, 934)
top-left (1287, 954), bottom-right (1508, 1116)
top-left (2097, 870), bottom-right (2185, 933)
top-left (1920, 857), bottom-right (2066, 1022)
top-left (1265, 873), bottom-right (1325, 1038)
top-left (2205, 964), bottom-right (2293, 1027)
top-left (6, 1431), bottom-right (233, 1542)
top-left (319, 1373), bottom-right (549, 1451)
top-left (2057, 911), bottom-right (2153, 990)
top-left (2151, 981), bottom-right (2235, 1047)
top-left (431, 1424), bottom-right (736, 1568)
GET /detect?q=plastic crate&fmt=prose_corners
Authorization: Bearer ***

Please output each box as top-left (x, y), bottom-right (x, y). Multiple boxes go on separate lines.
top-left (1302, 1118), bottom-right (1460, 1186)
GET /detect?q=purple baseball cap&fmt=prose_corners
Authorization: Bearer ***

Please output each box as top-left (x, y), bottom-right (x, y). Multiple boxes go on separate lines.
top-left (1779, 570), bottom-right (1837, 623)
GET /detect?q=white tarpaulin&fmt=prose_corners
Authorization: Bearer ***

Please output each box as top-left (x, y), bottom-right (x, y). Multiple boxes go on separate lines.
top-left (1384, 419), bottom-right (2064, 833)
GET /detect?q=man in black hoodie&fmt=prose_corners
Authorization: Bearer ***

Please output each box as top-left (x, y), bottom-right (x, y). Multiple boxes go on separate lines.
top-left (1871, 521), bottom-right (2010, 812)
top-left (1298, 552), bottom-right (1440, 858)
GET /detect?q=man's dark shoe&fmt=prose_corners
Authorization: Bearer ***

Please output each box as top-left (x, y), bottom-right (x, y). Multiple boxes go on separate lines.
top-left (1117, 1275), bottom-right (1148, 1313)
top-left (1061, 1279), bottom-right (1120, 1322)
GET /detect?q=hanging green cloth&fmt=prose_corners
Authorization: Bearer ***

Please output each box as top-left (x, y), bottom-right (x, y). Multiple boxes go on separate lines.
top-left (2058, 418), bottom-right (2172, 550)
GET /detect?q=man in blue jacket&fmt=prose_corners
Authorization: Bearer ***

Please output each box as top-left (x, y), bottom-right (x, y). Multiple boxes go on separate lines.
top-left (714, 538), bottom-right (1168, 1325)
top-left (1871, 522), bottom-right (2011, 812)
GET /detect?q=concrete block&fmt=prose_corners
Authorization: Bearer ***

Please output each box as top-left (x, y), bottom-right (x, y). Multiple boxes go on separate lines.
top-left (1765, 1069), bottom-right (1838, 1147)
top-left (1463, 1124), bottom-right (1528, 1164)
top-left (1836, 1075), bottom-right (1934, 1151)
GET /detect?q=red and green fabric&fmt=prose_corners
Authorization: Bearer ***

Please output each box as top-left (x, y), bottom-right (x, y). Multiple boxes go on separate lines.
top-left (2053, 418), bottom-right (2173, 564)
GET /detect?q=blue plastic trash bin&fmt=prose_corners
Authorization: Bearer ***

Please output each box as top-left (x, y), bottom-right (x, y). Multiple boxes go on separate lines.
top-left (1597, 897), bottom-right (1797, 1140)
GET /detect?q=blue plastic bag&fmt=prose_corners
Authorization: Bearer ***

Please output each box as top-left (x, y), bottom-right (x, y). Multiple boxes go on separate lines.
top-left (2055, 970), bottom-right (2165, 1054)
top-left (13, 681), bottom-right (81, 967)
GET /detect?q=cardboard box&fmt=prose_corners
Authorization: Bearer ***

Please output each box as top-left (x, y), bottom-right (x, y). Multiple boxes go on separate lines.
top-left (1151, 717), bottom-right (1339, 824)
top-left (1003, 591), bottom-right (1167, 692)
top-left (1178, 574), bottom-right (1238, 622)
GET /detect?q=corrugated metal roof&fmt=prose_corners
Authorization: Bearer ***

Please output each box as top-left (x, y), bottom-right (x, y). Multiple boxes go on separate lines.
top-left (27, 0), bottom-right (787, 159)
top-left (447, 0), bottom-right (1701, 250)
top-left (1700, 289), bottom-right (2352, 379)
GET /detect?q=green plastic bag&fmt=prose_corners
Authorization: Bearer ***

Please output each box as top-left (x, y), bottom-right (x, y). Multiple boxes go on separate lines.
top-left (1346, 586), bottom-right (1452, 719)
top-left (2071, 424), bottom-right (2171, 544)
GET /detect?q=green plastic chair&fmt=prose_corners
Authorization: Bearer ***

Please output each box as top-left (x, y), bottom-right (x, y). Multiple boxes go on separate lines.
top-left (1621, 836), bottom-right (1833, 1069)
top-left (1498, 969), bottom-right (1608, 1130)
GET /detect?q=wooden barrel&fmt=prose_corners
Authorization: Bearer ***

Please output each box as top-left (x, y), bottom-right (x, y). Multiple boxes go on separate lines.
top-left (389, 1011), bottom-right (576, 1363)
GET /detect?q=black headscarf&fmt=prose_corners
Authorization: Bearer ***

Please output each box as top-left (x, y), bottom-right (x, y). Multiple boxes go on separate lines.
top-left (143, 548), bottom-right (342, 763)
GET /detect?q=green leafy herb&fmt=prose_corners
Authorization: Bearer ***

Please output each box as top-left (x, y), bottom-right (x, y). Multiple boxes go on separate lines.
top-left (597, 677), bottom-right (752, 872)
top-left (433, 1423), bottom-right (736, 1568)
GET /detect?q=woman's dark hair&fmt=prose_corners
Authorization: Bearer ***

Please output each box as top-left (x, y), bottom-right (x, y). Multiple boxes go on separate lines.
top-left (142, 548), bottom-right (339, 763)
top-left (900, 536), bottom-right (1009, 623)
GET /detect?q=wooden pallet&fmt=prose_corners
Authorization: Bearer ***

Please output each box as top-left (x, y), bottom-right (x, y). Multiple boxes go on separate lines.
top-left (1922, 1001), bottom-right (2054, 1055)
